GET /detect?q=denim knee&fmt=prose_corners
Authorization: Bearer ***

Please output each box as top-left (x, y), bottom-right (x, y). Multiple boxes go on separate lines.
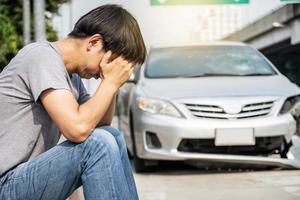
top-left (97, 126), bottom-right (127, 150)
top-left (99, 126), bottom-right (123, 138)
top-left (83, 129), bottom-right (120, 156)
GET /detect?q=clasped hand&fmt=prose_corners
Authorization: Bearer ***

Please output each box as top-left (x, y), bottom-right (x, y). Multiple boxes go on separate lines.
top-left (99, 51), bottom-right (134, 88)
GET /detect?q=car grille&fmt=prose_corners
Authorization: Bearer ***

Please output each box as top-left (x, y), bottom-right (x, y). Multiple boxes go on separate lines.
top-left (177, 136), bottom-right (284, 156)
top-left (185, 101), bottom-right (274, 120)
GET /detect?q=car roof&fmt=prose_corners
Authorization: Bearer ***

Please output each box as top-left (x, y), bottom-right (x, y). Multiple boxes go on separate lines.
top-left (150, 41), bottom-right (248, 49)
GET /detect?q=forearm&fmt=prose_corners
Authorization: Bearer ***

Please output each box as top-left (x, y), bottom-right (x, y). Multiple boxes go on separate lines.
top-left (97, 93), bottom-right (116, 126)
top-left (76, 81), bottom-right (118, 137)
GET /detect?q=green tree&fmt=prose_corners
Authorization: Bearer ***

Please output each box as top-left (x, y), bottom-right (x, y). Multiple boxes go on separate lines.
top-left (0, 0), bottom-right (70, 71)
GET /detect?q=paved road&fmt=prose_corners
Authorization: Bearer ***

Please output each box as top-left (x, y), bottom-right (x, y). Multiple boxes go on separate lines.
top-left (136, 170), bottom-right (300, 200)
top-left (135, 164), bottom-right (300, 200)
top-left (72, 161), bottom-right (300, 200)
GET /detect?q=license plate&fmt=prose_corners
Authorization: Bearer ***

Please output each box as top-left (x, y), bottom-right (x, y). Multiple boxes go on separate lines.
top-left (215, 128), bottom-right (255, 146)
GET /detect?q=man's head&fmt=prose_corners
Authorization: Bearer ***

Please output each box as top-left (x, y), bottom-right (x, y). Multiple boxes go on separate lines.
top-left (68, 4), bottom-right (146, 78)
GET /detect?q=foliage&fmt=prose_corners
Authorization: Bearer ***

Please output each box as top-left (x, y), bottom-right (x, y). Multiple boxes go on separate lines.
top-left (0, 0), bottom-right (70, 70)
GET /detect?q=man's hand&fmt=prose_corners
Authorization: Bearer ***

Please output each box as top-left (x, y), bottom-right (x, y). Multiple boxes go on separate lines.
top-left (99, 51), bottom-right (134, 89)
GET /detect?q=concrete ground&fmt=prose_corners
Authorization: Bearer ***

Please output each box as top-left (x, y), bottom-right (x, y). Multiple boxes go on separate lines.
top-left (135, 167), bottom-right (300, 200)
top-left (70, 163), bottom-right (300, 200)
top-left (69, 147), bottom-right (300, 200)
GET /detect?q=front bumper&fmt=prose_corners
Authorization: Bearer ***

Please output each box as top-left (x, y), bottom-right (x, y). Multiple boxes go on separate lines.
top-left (133, 111), bottom-right (299, 168)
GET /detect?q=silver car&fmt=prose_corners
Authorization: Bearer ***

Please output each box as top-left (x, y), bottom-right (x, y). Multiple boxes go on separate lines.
top-left (116, 42), bottom-right (300, 172)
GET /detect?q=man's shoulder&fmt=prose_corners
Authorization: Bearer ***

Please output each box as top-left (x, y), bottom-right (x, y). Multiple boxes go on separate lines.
top-left (1, 40), bottom-right (61, 77)
top-left (20, 40), bottom-right (59, 59)
top-left (15, 40), bottom-right (65, 74)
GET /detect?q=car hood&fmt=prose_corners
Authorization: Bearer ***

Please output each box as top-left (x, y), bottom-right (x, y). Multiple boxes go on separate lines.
top-left (140, 75), bottom-right (300, 99)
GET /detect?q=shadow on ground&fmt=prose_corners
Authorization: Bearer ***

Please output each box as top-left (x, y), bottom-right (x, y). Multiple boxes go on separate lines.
top-left (131, 159), bottom-right (285, 176)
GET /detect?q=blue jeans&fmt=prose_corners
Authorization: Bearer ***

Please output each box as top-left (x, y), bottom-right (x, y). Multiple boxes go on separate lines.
top-left (0, 126), bottom-right (139, 200)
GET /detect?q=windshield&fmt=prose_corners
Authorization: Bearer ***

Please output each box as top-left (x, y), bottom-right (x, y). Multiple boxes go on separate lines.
top-left (145, 45), bottom-right (277, 78)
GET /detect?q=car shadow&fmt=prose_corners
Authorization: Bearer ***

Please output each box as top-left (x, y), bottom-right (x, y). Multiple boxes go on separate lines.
top-left (130, 159), bottom-right (285, 176)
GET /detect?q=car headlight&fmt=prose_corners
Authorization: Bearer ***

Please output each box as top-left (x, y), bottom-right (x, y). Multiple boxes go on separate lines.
top-left (138, 97), bottom-right (182, 117)
top-left (280, 95), bottom-right (300, 114)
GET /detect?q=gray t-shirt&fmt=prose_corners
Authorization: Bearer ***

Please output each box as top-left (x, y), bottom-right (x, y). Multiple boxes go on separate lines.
top-left (0, 40), bottom-right (91, 176)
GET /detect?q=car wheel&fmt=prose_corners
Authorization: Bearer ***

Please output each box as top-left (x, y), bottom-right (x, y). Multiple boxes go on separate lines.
top-left (130, 112), bottom-right (149, 173)
top-left (132, 153), bottom-right (148, 173)
top-left (280, 141), bottom-right (292, 158)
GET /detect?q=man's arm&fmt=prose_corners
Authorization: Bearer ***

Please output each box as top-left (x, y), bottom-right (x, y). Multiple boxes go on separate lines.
top-left (40, 53), bottom-right (133, 143)
top-left (97, 93), bottom-right (116, 126)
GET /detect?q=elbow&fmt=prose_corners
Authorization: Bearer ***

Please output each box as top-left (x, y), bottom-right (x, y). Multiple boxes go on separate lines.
top-left (63, 123), bottom-right (93, 143)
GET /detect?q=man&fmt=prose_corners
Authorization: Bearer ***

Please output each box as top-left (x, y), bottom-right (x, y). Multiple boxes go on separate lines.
top-left (0, 4), bottom-right (146, 200)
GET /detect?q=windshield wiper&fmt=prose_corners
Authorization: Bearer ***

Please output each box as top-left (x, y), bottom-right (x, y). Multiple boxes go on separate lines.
top-left (240, 73), bottom-right (275, 76)
top-left (181, 73), bottom-right (243, 78)
top-left (179, 73), bottom-right (275, 78)
top-left (157, 73), bottom-right (276, 79)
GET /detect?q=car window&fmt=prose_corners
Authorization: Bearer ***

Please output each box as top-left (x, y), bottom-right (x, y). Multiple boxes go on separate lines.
top-left (145, 45), bottom-right (277, 78)
top-left (134, 63), bottom-right (143, 81)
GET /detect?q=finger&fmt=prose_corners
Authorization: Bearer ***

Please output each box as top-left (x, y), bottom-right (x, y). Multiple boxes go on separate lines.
top-left (99, 70), bottom-right (104, 79)
top-left (129, 67), bottom-right (134, 75)
top-left (116, 56), bottom-right (131, 65)
top-left (100, 50), bottom-right (112, 67)
top-left (111, 55), bottom-right (124, 63)
top-left (129, 62), bottom-right (135, 68)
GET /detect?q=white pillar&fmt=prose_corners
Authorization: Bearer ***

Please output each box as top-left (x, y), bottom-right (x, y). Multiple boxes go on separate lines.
top-left (34, 0), bottom-right (46, 41)
top-left (22, 0), bottom-right (31, 45)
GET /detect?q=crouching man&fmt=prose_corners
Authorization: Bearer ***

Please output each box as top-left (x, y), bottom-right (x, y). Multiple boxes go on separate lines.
top-left (0, 4), bottom-right (146, 200)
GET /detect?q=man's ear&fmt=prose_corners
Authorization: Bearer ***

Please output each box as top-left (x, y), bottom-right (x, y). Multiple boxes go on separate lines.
top-left (86, 34), bottom-right (103, 51)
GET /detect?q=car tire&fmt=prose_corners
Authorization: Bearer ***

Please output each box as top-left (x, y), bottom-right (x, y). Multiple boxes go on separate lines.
top-left (280, 141), bottom-right (292, 158)
top-left (130, 111), bottom-right (149, 173)
top-left (131, 132), bottom-right (149, 173)
top-left (132, 153), bottom-right (148, 173)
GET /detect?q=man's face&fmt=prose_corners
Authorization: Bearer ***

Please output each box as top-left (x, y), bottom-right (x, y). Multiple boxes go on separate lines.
top-left (79, 49), bottom-right (105, 79)
top-left (77, 35), bottom-right (117, 79)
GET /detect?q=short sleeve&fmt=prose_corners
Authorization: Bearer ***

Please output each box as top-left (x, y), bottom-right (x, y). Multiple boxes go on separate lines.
top-left (71, 74), bottom-right (91, 104)
top-left (25, 47), bottom-right (71, 102)
top-left (78, 80), bottom-right (91, 104)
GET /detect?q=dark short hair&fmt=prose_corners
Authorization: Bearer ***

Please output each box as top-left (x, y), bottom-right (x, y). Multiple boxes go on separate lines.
top-left (69, 4), bottom-right (146, 64)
